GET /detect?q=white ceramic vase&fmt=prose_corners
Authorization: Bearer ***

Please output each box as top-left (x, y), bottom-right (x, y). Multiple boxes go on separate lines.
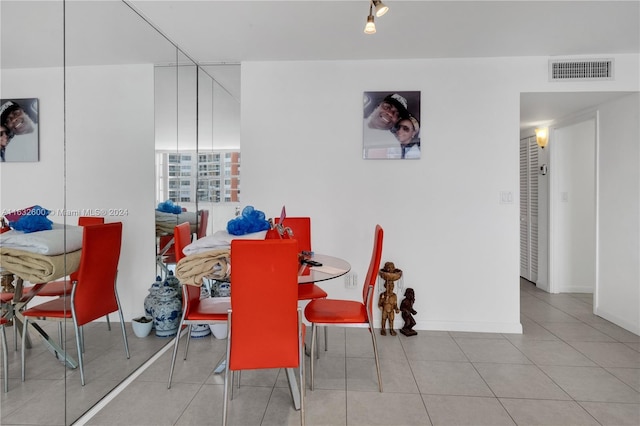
top-left (132, 316), bottom-right (153, 338)
top-left (209, 323), bottom-right (228, 339)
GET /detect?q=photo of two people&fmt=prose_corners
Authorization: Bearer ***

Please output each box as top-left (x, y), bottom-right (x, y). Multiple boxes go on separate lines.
top-left (363, 91), bottom-right (421, 160)
top-left (0, 98), bottom-right (39, 163)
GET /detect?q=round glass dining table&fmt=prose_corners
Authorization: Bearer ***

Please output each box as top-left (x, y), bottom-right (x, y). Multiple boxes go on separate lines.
top-left (297, 253), bottom-right (351, 284)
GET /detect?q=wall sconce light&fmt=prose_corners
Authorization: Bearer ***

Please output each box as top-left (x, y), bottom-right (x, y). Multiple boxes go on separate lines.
top-left (540, 164), bottom-right (548, 175)
top-left (535, 128), bottom-right (549, 149)
top-left (364, 1), bottom-right (389, 34)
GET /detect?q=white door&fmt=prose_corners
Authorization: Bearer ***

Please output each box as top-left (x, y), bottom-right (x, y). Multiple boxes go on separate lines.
top-left (520, 135), bottom-right (539, 282)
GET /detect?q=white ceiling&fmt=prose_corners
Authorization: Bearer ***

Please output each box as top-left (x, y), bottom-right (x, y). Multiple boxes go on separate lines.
top-left (1, 0), bottom-right (638, 129)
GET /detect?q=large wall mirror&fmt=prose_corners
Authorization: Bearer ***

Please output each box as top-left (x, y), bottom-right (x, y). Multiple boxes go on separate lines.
top-left (1, 1), bottom-right (239, 424)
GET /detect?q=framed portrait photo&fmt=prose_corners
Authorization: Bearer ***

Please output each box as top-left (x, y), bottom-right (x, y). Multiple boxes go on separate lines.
top-left (363, 91), bottom-right (421, 159)
top-left (0, 98), bottom-right (39, 162)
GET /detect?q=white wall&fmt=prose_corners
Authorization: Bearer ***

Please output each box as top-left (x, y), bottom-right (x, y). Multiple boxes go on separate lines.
top-left (553, 118), bottom-right (597, 293)
top-left (3, 55), bottom-right (637, 333)
top-left (241, 54), bottom-right (639, 333)
top-left (1, 64), bottom-right (156, 321)
top-left (596, 93), bottom-right (640, 334)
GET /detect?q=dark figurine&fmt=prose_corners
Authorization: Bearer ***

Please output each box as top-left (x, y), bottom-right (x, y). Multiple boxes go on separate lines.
top-left (400, 288), bottom-right (417, 336)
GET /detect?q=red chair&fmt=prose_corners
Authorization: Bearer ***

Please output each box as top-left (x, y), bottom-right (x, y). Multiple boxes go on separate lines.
top-left (223, 239), bottom-right (304, 426)
top-left (166, 222), bottom-right (224, 388)
top-left (160, 221), bottom-right (192, 269)
top-left (1, 317), bottom-right (8, 392)
top-left (21, 217), bottom-right (112, 341)
top-left (275, 216), bottom-right (329, 352)
top-left (173, 222), bottom-right (192, 264)
top-left (304, 224), bottom-right (384, 391)
top-left (197, 209), bottom-right (209, 240)
top-left (20, 222), bottom-right (130, 386)
top-left (24, 216), bottom-right (105, 299)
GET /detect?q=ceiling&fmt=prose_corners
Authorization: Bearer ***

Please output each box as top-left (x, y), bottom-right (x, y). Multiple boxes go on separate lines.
top-left (1, 0), bottom-right (638, 129)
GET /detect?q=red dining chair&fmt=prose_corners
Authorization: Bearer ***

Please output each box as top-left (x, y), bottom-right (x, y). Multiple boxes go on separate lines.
top-left (20, 217), bottom-right (111, 341)
top-left (160, 221), bottom-right (192, 271)
top-left (20, 222), bottom-right (130, 386)
top-left (1, 317), bottom-right (8, 392)
top-left (304, 224), bottom-right (384, 391)
top-left (166, 221), bottom-right (223, 388)
top-left (223, 238), bottom-right (304, 426)
top-left (275, 216), bottom-right (329, 352)
top-left (24, 216), bottom-right (105, 299)
top-left (197, 209), bottom-right (209, 240)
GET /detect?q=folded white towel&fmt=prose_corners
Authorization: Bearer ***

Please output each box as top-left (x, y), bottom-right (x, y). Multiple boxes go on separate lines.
top-left (183, 229), bottom-right (267, 256)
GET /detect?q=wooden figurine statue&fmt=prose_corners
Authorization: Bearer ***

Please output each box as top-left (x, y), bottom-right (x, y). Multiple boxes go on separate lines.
top-left (378, 261), bottom-right (402, 336)
top-left (400, 288), bottom-right (418, 336)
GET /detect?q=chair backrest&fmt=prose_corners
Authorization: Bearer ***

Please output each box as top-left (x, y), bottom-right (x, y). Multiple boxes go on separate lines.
top-left (173, 222), bottom-right (192, 264)
top-left (197, 210), bottom-right (209, 239)
top-left (181, 281), bottom-right (203, 319)
top-left (72, 222), bottom-right (123, 325)
top-left (69, 217), bottom-right (106, 281)
top-left (362, 225), bottom-right (384, 316)
top-left (78, 216), bottom-right (105, 227)
top-left (228, 239), bottom-right (300, 370)
top-left (275, 216), bottom-right (311, 252)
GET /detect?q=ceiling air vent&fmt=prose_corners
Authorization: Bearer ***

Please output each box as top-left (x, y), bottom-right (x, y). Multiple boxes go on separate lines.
top-left (549, 58), bottom-right (613, 81)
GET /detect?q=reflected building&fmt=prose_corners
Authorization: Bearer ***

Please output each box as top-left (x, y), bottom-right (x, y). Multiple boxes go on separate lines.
top-left (156, 151), bottom-right (240, 204)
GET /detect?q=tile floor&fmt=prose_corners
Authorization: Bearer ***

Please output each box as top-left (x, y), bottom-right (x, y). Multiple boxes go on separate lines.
top-left (2, 279), bottom-right (639, 425)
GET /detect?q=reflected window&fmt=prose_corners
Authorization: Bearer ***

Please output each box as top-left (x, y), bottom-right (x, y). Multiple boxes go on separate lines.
top-left (157, 150), bottom-right (240, 203)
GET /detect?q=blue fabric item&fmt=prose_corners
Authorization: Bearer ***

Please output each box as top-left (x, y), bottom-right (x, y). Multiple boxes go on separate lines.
top-left (9, 205), bottom-right (53, 233)
top-left (156, 200), bottom-right (183, 214)
top-left (226, 206), bottom-right (270, 235)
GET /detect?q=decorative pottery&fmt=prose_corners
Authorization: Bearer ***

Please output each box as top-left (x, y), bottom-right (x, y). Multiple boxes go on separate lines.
top-left (132, 316), bottom-right (153, 338)
top-left (144, 276), bottom-right (163, 329)
top-left (191, 285), bottom-right (211, 338)
top-left (165, 270), bottom-right (182, 303)
top-left (190, 324), bottom-right (212, 338)
top-left (210, 323), bottom-right (228, 339)
top-left (153, 283), bottom-right (182, 337)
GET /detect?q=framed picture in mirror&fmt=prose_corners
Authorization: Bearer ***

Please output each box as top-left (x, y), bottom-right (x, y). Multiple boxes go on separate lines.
top-left (0, 98), bottom-right (39, 162)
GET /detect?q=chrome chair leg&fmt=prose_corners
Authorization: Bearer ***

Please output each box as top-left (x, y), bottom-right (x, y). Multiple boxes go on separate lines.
top-left (368, 320), bottom-right (383, 392)
top-left (309, 323), bottom-right (316, 390)
top-left (183, 325), bottom-right (192, 360)
top-left (167, 318), bottom-right (186, 389)
top-left (1, 323), bottom-right (8, 392)
top-left (222, 311), bottom-right (232, 426)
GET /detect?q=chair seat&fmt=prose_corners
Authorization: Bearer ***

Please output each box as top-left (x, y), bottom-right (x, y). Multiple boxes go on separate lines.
top-left (304, 299), bottom-right (368, 324)
top-left (297, 283), bottom-right (327, 300)
top-left (184, 298), bottom-right (228, 322)
top-left (23, 280), bottom-right (72, 297)
top-left (22, 298), bottom-right (71, 319)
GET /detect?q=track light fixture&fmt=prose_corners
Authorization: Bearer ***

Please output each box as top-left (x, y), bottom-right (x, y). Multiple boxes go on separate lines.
top-left (364, 1), bottom-right (389, 34)
top-left (364, 3), bottom-right (376, 34)
top-left (373, 0), bottom-right (389, 17)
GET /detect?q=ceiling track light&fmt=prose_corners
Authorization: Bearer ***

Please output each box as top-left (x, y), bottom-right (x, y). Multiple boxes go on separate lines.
top-left (372, 0), bottom-right (389, 17)
top-left (364, 1), bottom-right (389, 34)
top-left (364, 4), bottom-right (376, 34)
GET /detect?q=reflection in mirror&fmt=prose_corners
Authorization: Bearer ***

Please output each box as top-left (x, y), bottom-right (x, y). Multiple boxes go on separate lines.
top-left (1, 0), bottom-right (175, 424)
top-left (1, 1), bottom-right (66, 425)
top-left (1, 1), bottom-right (241, 424)
top-left (155, 64), bottom-right (241, 275)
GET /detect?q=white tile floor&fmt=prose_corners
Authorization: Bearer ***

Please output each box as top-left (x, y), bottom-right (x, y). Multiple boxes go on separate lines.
top-left (2, 279), bottom-right (639, 425)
